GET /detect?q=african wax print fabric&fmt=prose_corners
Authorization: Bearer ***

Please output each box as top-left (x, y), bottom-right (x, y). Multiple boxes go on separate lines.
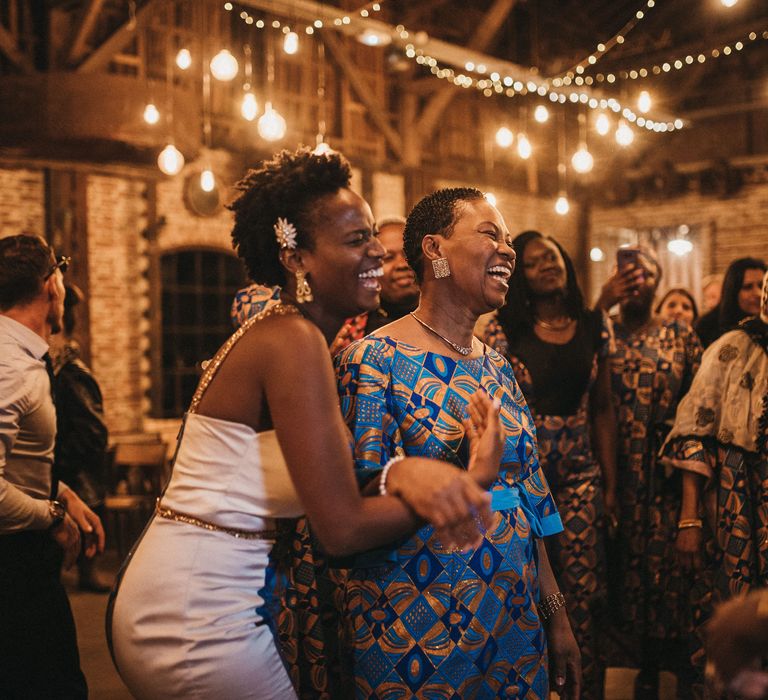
top-left (606, 318), bottom-right (701, 665)
top-left (335, 336), bottom-right (562, 699)
top-left (662, 323), bottom-right (768, 674)
top-left (484, 312), bottom-right (612, 700)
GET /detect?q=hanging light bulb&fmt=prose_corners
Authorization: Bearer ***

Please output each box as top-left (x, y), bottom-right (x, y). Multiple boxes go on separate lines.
top-left (257, 102), bottom-right (287, 141)
top-left (720, 0), bottom-right (738, 6)
top-left (615, 120), bottom-right (635, 146)
top-left (200, 169), bottom-right (216, 192)
top-left (637, 90), bottom-right (652, 113)
top-left (667, 232), bottom-right (694, 256)
top-left (517, 134), bottom-right (532, 159)
top-left (157, 144), bottom-right (184, 175)
top-left (175, 48), bottom-right (192, 70)
top-left (484, 192), bottom-right (497, 206)
top-left (595, 113), bottom-right (611, 136)
top-left (283, 31), bottom-right (299, 55)
top-left (533, 105), bottom-right (549, 123)
top-left (241, 92), bottom-right (259, 121)
top-left (571, 144), bottom-right (594, 173)
top-left (554, 193), bottom-right (570, 215)
top-left (143, 103), bottom-right (160, 125)
top-left (590, 247), bottom-right (605, 262)
top-left (210, 49), bottom-right (239, 81)
top-left (313, 140), bottom-right (332, 155)
top-left (495, 126), bottom-right (514, 148)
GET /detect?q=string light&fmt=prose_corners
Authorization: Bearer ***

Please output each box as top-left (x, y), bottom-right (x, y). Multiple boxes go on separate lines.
top-left (157, 144), bottom-right (184, 175)
top-left (200, 169), bottom-right (216, 192)
top-left (517, 133), bottom-right (532, 159)
top-left (571, 144), bottom-right (594, 173)
top-left (143, 103), bottom-right (160, 125)
top-left (175, 48), bottom-right (192, 70)
top-left (241, 92), bottom-right (258, 121)
top-left (590, 247), bottom-right (606, 262)
top-left (534, 105), bottom-right (549, 123)
top-left (595, 112), bottom-right (611, 135)
top-left (720, 0), bottom-right (738, 6)
top-left (637, 90), bottom-right (651, 113)
top-left (495, 126), bottom-right (514, 148)
top-left (283, 31), bottom-right (299, 55)
top-left (615, 120), bottom-right (635, 146)
top-left (210, 49), bottom-right (238, 81)
top-left (555, 194), bottom-right (570, 215)
top-left (258, 102), bottom-right (287, 141)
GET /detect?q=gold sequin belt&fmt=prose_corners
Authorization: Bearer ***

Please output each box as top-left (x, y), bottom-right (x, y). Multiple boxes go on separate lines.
top-left (155, 501), bottom-right (279, 540)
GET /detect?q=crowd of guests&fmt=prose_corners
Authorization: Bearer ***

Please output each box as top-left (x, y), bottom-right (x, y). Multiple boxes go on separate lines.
top-left (2, 144), bottom-right (767, 699)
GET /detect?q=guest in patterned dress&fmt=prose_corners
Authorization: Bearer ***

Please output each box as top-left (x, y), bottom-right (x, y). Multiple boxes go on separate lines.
top-left (484, 230), bottom-right (617, 700)
top-left (598, 248), bottom-right (702, 698)
top-left (662, 268), bottom-right (768, 690)
top-left (336, 188), bottom-right (581, 699)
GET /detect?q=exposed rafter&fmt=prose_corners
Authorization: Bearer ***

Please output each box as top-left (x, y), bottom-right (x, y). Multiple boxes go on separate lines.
top-left (67, 0), bottom-right (107, 66)
top-left (0, 22), bottom-right (34, 73)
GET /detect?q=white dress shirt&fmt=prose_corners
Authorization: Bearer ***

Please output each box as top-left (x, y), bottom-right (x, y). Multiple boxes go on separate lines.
top-left (0, 315), bottom-right (58, 532)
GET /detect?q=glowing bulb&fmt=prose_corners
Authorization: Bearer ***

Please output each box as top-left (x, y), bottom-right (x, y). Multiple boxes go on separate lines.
top-left (283, 31), bottom-right (299, 55)
top-left (157, 144), bottom-right (184, 175)
top-left (555, 194), bottom-right (570, 215)
top-left (495, 126), bottom-right (514, 148)
top-left (200, 169), bottom-right (215, 192)
top-left (667, 238), bottom-right (693, 256)
top-left (517, 134), bottom-right (532, 159)
top-left (637, 90), bottom-right (652, 113)
top-left (615, 120), bottom-right (634, 146)
top-left (590, 247), bottom-right (605, 262)
top-left (720, 0), bottom-right (738, 6)
top-left (210, 49), bottom-right (238, 81)
top-left (484, 192), bottom-right (497, 206)
top-left (571, 145), bottom-right (594, 173)
top-left (257, 102), bottom-right (287, 141)
top-left (143, 103), bottom-right (160, 125)
top-left (595, 113), bottom-right (611, 136)
top-left (533, 105), bottom-right (549, 123)
top-left (175, 48), bottom-right (192, 70)
top-left (241, 92), bottom-right (258, 121)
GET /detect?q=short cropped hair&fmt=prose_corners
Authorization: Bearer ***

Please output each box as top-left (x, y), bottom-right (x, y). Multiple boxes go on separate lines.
top-left (403, 187), bottom-right (485, 282)
top-left (228, 147), bottom-right (352, 287)
top-left (0, 234), bottom-right (54, 311)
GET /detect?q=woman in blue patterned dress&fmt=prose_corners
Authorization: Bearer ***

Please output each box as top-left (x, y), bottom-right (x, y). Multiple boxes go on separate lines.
top-left (484, 231), bottom-right (617, 700)
top-left (336, 188), bottom-right (581, 699)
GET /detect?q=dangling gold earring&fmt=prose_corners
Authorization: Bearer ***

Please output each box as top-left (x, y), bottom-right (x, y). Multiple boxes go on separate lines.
top-left (432, 257), bottom-right (451, 279)
top-left (295, 268), bottom-right (313, 303)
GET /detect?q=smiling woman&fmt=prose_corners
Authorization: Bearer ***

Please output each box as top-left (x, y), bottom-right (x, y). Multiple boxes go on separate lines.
top-left (334, 189), bottom-right (581, 698)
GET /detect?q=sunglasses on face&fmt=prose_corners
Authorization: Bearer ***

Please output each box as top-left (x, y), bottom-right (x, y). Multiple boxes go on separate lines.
top-left (45, 255), bottom-right (71, 279)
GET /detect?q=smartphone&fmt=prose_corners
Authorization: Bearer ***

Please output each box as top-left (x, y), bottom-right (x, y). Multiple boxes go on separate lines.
top-left (616, 247), bottom-right (641, 272)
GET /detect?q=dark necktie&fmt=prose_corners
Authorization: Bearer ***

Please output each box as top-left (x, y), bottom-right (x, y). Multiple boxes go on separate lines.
top-left (43, 352), bottom-right (58, 497)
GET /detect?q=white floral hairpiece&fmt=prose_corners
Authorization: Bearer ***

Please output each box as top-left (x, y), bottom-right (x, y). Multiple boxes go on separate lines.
top-left (274, 217), bottom-right (298, 250)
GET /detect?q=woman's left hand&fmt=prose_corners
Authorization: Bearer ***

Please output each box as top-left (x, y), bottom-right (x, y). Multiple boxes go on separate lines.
top-left (465, 392), bottom-right (504, 489)
top-left (547, 613), bottom-right (581, 699)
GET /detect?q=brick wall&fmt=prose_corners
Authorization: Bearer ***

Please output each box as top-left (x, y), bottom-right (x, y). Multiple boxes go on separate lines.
top-left (0, 167), bottom-right (45, 239)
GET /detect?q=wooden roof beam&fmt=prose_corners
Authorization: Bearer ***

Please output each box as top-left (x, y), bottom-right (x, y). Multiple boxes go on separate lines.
top-left (67, 0), bottom-right (107, 66)
top-left (0, 22), bottom-right (34, 72)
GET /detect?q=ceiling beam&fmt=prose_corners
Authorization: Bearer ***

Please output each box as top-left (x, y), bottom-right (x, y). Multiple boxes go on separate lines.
top-left (0, 22), bottom-right (34, 72)
top-left (76, 0), bottom-right (168, 73)
top-left (67, 0), bottom-right (107, 66)
top-left (321, 32), bottom-right (403, 161)
top-left (416, 0), bottom-right (519, 140)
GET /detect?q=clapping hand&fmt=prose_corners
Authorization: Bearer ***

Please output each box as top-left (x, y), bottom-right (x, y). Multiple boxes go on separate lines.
top-left (465, 392), bottom-right (504, 488)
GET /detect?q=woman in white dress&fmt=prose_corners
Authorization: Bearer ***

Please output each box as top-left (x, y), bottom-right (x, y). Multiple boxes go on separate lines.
top-left (108, 148), bottom-right (500, 700)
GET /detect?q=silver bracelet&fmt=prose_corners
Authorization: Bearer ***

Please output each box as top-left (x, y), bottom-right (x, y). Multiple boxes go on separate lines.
top-left (379, 455), bottom-right (405, 496)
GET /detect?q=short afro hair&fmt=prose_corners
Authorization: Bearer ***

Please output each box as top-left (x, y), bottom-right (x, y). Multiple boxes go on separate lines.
top-left (403, 187), bottom-right (485, 282)
top-left (228, 147), bottom-right (352, 287)
top-left (0, 234), bottom-right (54, 311)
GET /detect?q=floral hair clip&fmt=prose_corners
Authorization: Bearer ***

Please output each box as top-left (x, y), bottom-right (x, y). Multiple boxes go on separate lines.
top-left (274, 217), bottom-right (298, 250)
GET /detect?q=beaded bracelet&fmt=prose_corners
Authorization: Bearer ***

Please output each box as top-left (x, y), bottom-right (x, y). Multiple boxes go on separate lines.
top-left (538, 591), bottom-right (566, 622)
top-left (379, 455), bottom-right (405, 496)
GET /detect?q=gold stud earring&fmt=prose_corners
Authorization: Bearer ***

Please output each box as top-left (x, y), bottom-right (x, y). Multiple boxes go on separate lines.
top-left (432, 257), bottom-right (451, 279)
top-left (295, 269), bottom-right (313, 303)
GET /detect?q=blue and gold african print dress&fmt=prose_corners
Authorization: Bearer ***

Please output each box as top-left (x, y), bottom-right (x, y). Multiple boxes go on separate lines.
top-left (335, 336), bottom-right (563, 699)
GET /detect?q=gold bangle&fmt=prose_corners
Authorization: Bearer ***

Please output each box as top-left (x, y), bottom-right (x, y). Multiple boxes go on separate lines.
top-left (678, 518), bottom-right (703, 529)
top-left (538, 591), bottom-right (566, 622)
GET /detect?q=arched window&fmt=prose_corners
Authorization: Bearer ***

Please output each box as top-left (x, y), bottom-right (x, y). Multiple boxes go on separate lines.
top-left (158, 248), bottom-right (246, 418)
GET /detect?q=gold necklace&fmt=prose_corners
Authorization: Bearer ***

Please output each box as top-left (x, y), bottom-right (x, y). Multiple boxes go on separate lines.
top-left (534, 316), bottom-right (575, 332)
top-left (409, 312), bottom-right (473, 356)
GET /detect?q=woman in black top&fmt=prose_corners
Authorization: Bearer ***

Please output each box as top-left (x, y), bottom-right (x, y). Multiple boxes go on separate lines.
top-left (484, 230), bottom-right (617, 700)
top-left (695, 257), bottom-right (765, 348)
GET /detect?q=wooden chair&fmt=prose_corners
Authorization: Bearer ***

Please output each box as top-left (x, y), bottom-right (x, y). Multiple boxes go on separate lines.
top-left (104, 440), bottom-right (168, 560)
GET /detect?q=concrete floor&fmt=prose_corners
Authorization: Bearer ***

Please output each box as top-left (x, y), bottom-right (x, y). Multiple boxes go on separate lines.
top-left (66, 553), bottom-right (676, 700)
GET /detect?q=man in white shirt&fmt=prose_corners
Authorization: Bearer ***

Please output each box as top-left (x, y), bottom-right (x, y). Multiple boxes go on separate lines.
top-left (0, 234), bottom-right (105, 699)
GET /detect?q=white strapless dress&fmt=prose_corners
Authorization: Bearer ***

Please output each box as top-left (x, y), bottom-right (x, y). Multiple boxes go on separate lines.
top-left (110, 413), bottom-right (303, 700)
